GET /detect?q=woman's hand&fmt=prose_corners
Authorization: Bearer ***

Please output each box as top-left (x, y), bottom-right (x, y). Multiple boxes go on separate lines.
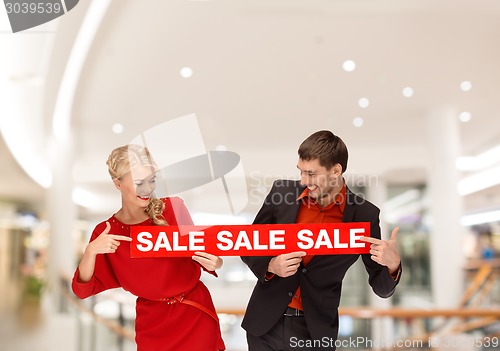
top-left (87, 222), bottom-right (132, 255)
top-left (192, 252), bottom-right (223, 271)
top-left (78, 222), bottom-right (131, 283)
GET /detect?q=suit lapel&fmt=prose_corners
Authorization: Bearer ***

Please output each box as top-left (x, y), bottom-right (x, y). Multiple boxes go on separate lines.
top-left (342, 186), bottom-right (356, 223)
top-left (280, 182), bottom-right (304, 223)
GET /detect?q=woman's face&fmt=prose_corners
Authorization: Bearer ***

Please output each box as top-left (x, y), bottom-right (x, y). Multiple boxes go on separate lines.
top-left (115, 166), bottom-right (157, 208)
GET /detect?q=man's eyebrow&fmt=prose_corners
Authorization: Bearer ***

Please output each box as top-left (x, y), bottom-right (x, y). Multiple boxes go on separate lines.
top-left (297, 166), bottom-right (314, 173)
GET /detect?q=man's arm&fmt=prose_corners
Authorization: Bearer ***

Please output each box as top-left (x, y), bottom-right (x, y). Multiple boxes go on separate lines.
top-left (241, 183), bottom-right (277, 282)
top-left (359, 208), bottom-right (402, 298)
top-left (241, 181), bottom-right (305, 282)
top-left (361, 227), bottom-right (401, 274)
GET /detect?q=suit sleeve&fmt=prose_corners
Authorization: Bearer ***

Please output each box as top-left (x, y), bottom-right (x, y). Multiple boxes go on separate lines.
top-left (361, 207), bottom-right (401, 298)
top-left (240, 183), bottom-right (277, 283)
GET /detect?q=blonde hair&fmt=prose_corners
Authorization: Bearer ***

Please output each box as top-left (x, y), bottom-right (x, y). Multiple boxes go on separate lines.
top-left (106, 144), bottom-right (166, 225)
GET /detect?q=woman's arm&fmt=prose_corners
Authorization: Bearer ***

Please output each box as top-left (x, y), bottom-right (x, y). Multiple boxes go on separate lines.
top-left (77, 221), bottom-right (132, 282)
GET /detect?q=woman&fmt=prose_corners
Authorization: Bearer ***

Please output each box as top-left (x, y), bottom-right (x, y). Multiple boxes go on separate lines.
top-left (72, 144), bottom-right (225, 351)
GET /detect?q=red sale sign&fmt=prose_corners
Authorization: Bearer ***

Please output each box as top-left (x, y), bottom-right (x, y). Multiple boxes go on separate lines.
top-left (130, 222), bottom-right (371, 257)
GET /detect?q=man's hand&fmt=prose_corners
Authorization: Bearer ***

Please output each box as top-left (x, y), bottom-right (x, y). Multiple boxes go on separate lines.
top-left (359, 227), bottom-right (400, 274)
top-left (267, 251), bottom-right (307, 278)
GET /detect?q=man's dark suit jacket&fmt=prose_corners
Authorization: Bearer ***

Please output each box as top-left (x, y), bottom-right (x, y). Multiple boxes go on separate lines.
top-left (241, 179), bottom-right (400, 344)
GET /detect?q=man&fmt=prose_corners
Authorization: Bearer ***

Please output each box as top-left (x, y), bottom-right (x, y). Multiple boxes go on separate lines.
top-left (241, 130), bottom-right (401, 351)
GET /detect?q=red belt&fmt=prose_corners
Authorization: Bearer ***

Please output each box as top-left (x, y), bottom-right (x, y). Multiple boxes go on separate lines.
top-left (157, 294), bottom-right (218, 322)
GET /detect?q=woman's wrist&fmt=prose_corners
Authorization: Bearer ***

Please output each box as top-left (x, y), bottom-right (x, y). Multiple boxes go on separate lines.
top-left (84, 243), bottom-right (98, 257)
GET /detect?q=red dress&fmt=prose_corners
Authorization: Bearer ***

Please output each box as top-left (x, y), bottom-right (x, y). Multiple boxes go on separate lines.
top-left (72, 197), bottom-right (225, 351)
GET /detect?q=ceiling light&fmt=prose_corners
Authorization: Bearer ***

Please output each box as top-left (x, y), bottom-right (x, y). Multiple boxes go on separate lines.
top-left (402, 87), bottom-right (414, 98)
top-left (458, 111), bottom-right (472, 122)
top-left (358, 98), bottom-right (369, 108)
top-left (456, 144), bottom-right (500, 171)
top-left (112, 123), bottom-right (124, 134)
top-left (460, 81), bottom-right (472, 92)
top-left (458, 165), bottom-right (500, 195)
top-left (461, 209), bottom-right (500, 226)
top-left (180, 67), bottom-right (193, 78)
top-left (353, 117), bottom-right (364, 127)
top-left (342, 60), bottom-right (356, 72)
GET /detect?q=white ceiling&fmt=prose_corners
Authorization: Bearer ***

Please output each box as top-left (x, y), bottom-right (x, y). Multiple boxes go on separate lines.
top-left (1, 0), bottom-right (500, 220)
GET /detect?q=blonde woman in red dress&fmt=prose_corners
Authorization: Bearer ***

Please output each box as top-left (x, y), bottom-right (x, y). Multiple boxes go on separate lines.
top-left (72, 144), bottom-right (225, 351)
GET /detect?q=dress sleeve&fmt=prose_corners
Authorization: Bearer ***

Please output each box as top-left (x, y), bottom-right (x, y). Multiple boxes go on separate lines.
top-left (162, 197), bottom-right (194, 226)
top-left (163, 197), bottom-right (220, 276)
top-left (71, 223), bottom-right (121, 299)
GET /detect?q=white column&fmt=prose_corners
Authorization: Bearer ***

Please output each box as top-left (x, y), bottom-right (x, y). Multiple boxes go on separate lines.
top-left (46, 136), bottom-right (77, 310)
top-left (366, 176), bottom-right (394, 348)
top-left (426, 107), bottom-right (465, 308)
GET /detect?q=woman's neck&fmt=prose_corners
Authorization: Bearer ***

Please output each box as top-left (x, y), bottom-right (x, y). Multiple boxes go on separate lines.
top-left (115, 205), bottom-right (149, 224)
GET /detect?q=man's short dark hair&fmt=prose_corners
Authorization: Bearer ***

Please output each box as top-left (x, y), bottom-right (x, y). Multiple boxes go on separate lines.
top-left (298, 130), bottom-right (348, 172)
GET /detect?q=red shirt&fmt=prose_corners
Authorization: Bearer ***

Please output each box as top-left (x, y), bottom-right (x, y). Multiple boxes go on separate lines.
top-left (288, 184), bottom-right (347, 310)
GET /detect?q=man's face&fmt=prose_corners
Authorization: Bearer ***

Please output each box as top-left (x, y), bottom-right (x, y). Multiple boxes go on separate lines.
top-left (297, 158), bottom-right (343, 201)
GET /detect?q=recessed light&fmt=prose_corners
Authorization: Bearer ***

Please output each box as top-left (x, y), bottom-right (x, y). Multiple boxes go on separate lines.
top-left (402, 87), bottom-right (414, 97)
top-left (458, 111), bottom-right (472, 122)
top-left (460, 81), bottom-right (472, 92)
top-left (342, 60), bottom-right (356, 72)
top-left (180, 67), bottom-right (193, 78)
top-left (458, 111), bottom-right (472, 123)
top-left (358, 98), bottom-right (369, 108)
top-left (112, 123), bottom-right (124, 134)
top-left (353, 117), bottom-right (364, 127)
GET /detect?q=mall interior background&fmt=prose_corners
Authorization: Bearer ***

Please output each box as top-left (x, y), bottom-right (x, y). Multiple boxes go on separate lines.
top-left (1, 1), bottom-right (500, 350)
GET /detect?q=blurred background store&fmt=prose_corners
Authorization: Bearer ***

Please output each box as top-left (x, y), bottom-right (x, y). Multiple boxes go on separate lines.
top-left (1, 1), bottom-right (499, 350)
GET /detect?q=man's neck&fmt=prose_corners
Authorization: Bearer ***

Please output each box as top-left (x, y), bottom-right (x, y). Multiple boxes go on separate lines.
top-left (317, 182), bottom-right (344, 208)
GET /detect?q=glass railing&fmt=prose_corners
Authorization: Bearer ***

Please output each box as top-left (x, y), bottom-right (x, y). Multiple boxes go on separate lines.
top-left (60, 261), bottom-right (500, 351)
